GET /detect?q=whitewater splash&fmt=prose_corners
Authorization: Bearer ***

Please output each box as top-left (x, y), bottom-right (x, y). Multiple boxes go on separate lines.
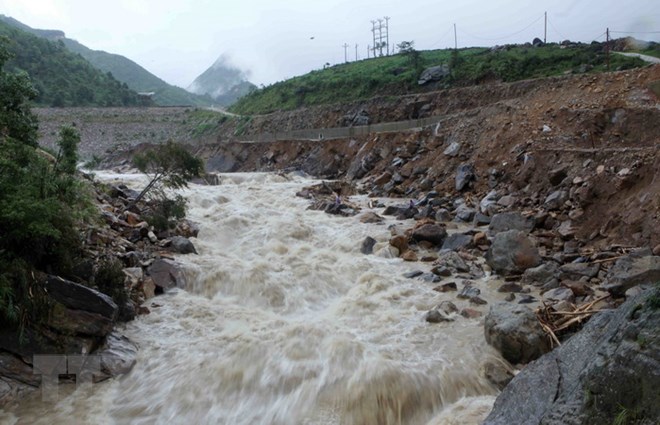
top-left (3, 172), bottom-right (510, 425)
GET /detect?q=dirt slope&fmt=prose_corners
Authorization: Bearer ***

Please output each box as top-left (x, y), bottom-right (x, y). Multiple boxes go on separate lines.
top-left (194, 65), bottom-right (660, 249)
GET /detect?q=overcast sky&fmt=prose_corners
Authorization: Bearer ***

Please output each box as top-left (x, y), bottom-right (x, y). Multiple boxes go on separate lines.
top-left (1, 0), bottom-right (659, 88)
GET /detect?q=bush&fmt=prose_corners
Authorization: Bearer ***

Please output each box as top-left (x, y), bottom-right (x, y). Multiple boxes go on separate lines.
top-left (144, 192), bottom-right (187, 232)
top-left (95, 258), bottom-right (127, 306)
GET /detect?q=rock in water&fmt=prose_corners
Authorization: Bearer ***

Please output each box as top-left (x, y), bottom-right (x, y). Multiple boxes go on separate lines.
top-left (170, 236), bottom-right (198, 254)
top-left (96, 332), bottom-right (139, 382)
top-left (484, 288), bottom-right (660, 425)
top-left (484, 302), bottom-right (550, 365)
top-left (360, 236), bottom-right (377, 254)
top-left (147, 259), bottom-right (187, 292)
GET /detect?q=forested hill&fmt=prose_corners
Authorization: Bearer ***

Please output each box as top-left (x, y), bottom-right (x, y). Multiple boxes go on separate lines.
top-left (0, 19), bottom-right (141, 107)
top-left (0, 15), bottom-right (212, 107)
top-left (61, 38), bottom-right (213, 107)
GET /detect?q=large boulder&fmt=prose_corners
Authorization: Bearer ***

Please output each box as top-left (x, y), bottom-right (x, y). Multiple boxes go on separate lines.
top-left (603, 254), bottom-right (660, 297)
top-left (489, 212), bottom-right (536, 234)
top-left (484, 303), bottom-right (551, 365)
top-left (45, 276), bottom-right (118, 320)
top-left (417, 64), bottom-right (450, 85)
top-left (147, 259), bottom-right (187, 292)
top-left (411, 223), bottom-right (447, 246)
top-left (486, 230), bottom-right (541, 275)
top-left (484, 288), bottom-right (660, 425)
top-left (48, 303), bottom-right (114, 337)
top-left (95, 332), bottom-right (139, 382)
top-left (441, 233), bottom-right (473, 251)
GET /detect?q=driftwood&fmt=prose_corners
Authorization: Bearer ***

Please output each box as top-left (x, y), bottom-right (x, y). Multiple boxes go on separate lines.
top-left (536, 294), bottom-right (611, 347)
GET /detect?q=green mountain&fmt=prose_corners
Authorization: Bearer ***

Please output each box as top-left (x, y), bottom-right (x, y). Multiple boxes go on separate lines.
top-left (188, 54), bottom-right (256, 106)
top-left (0, 15), bottom-right (212, 107)
top-left (0, 18), bottom-right (141, 107)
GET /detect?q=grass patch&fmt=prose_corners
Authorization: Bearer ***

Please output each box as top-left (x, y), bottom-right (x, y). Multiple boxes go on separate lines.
top-left (230, 42), bottom-right (647, 115)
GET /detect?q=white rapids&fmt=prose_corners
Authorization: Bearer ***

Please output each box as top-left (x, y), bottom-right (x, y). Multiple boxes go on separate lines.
top-left (1, 171), bottom-right (515, 425)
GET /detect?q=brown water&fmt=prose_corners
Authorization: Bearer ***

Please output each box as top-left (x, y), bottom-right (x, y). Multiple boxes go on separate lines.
top-left (1, 172), bottom-right (512, 425)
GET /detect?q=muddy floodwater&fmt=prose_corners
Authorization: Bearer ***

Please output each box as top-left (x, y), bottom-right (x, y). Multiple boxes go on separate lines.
top-left (3, 172), bottom-right (517, 425)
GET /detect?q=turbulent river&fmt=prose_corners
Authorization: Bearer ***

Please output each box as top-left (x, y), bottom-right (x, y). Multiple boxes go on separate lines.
top-left (3, 172), bottom-right (513, 425)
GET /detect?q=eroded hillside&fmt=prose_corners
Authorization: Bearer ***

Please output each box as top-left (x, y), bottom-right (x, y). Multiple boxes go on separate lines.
top-left (194, 65), bottom-right (660, 249)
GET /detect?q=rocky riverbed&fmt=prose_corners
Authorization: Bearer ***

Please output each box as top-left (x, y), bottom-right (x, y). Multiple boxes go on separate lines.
top-left (5, 64), bottom-right (659, 423)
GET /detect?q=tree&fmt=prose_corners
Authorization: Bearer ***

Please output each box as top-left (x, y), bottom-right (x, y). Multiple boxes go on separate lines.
top-left (54, 125), bottom-right (80, 175)
top-left (397, 40), bottom-right (423, 81)
top-left (0, 39), bottom-right (88, 334)
top-left (131, 141), bottom-right (204, 208)
top-left (0, 37), bottom-right (39, 146)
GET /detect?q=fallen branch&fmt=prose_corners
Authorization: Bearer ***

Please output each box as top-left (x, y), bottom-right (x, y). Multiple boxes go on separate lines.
top-left (589, 255), bottom-right (626, 265)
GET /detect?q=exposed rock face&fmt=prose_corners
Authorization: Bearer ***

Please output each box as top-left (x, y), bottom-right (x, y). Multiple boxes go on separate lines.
top-left (484, 302), bottom-right (551, 365)
top-left (486, 230), bottom-right (541, 275)
top-left (484, 288), bottom-right (660, 425)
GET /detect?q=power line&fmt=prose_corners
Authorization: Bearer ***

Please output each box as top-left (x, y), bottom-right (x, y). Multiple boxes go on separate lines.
top-left (547, 17), bottom-right (567, 41)
top-left (460, 13), bottom-right (545, 42)
top-left (429, 24), bottom-right (454, 49)
top-left (610, 30), bottom-right (660, 34)
top-left (589, 31), bottom-right (607, 41)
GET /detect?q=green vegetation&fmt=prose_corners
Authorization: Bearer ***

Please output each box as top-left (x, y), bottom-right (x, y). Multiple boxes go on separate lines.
top-left (132, 141), bottom-right (204, 231)
top-left (0, 20), bottom-right (141, 107)
top-left (61, 38), bottom-right (214, 107)
top-left (613, 404), bottom-right (640, 425)
top-left (186, 109), bottom-right (228, 138)
top-left (94, 258), bottom-right (128, 306)
top-left (0, 15), bottom-right (220, 106)
top-left (0, 40), bottom-right (97, 335)
top-left (230, 42), bottom-right (646, 115)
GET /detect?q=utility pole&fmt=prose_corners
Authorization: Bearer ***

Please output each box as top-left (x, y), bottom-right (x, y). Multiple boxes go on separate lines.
top-left (384, 16), bottom-right (390, 56)
top-left (544, 11), bottom-right (547, 44)
top-left (355, 43), bottom-right (359, 61)
top-left (367, 44), bottom-right (370, 59)
top-left (371, 20), bottom-right (377, 57)
top-left (454, 23), bottom-right (457, 50)
top-left (605, 28), bottom-right (610, 71)
top-left (343, 43), bottom-right (349, 63)
top-left (370, 17), bottom-right (389, 57)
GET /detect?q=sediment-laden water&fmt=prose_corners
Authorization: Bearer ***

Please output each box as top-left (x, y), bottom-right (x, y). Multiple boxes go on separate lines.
top-left (2, 172), bottom-right (511, 425)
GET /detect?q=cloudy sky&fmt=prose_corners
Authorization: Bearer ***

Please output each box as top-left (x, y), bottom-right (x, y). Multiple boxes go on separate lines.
top-left (1, 0), bottom-right (659, 88)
